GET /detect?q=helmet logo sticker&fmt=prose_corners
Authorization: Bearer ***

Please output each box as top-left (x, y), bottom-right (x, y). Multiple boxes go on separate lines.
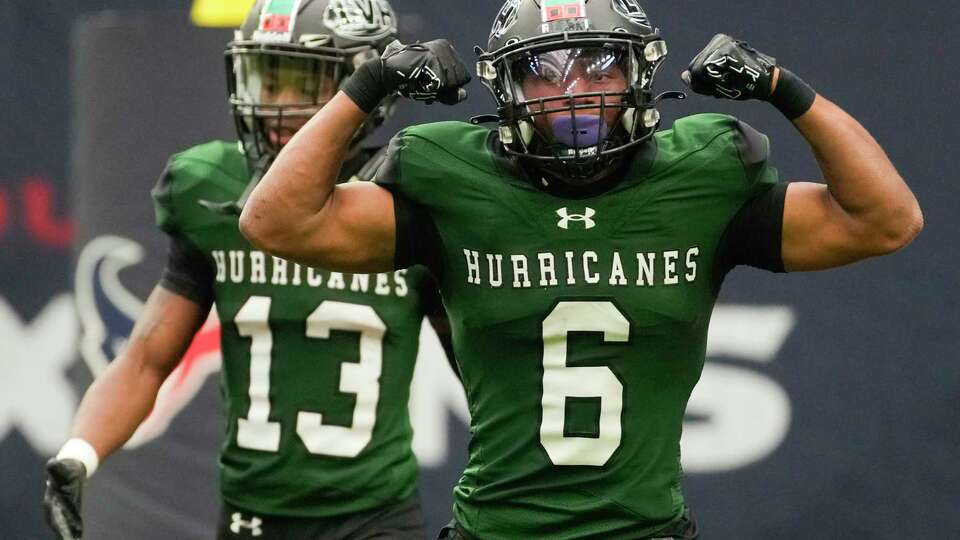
top-left (541, 0), bottom-right (586, 23)
top-left (612, 0), bottom-right (650, 27)
top-left (254, 0), bottom-right (303, 43)
top-left (323, 0), bottom-right (397, 41)
top-left (298, 33), bottom-right (333, 47)
top-left (490, 0), bottom-right (521, 40)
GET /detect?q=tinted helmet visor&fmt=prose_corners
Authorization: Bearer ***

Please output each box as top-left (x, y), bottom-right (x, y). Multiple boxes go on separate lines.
top-left (510, 44), bottom-right (631, 151)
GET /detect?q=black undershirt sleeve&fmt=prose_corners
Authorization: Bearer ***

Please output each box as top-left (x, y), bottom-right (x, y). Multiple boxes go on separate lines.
top-left (159, 236), bottom-right (215, 309)
top-left (390, 192), bottom-right (445, 278)
top-left (713, 182), bottom-right (789, 290)
top-left (375, 130), bottom-right (446, 276)
top-left (391, 185), bottom-right (458, 377)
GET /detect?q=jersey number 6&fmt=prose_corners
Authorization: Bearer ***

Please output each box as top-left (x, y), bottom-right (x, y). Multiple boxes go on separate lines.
top-left (541, 301), bottom-right (629, 466)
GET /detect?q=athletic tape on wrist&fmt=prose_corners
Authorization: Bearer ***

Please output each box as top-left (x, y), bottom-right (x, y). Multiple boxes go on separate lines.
top-left (341, 59), bottom-right (389, 114)
top-left (56, 438), bottom-right (100, 478)
top-left (769, 68), bottom-right (817, 120)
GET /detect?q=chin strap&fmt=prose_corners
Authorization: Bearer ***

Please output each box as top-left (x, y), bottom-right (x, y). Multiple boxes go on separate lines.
top-left (651, 90), bottom-right (687, 105)
top-left (470, 114), bottom-right (500, 125)
top-left (198, 154), bottom-right (273, 216)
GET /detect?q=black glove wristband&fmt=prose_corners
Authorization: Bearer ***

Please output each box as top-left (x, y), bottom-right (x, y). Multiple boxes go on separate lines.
top-left (341, 59), bottom-right (390, 114)
top-left (769, 68), bottom-right (817, 120)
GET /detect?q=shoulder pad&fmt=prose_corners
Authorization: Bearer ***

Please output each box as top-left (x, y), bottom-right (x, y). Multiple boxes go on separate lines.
top-left (151, 141), bottom-right (247, 235)
top-left (351, 146), bottom-right (389, 183)
top-left (651, 114), bottom-right (775, 193)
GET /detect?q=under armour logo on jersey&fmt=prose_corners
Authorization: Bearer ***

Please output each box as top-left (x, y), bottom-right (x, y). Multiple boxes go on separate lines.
top-left (556, 207), bottom-right (596, 229)
top-left (230, 513), bottom-right (263, 537)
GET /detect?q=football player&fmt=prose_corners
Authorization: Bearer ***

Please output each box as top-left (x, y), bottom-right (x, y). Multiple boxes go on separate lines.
top-left (239, 0), bottom-right (923, 538)
top-left (43, 1), bottom-right (449, 539)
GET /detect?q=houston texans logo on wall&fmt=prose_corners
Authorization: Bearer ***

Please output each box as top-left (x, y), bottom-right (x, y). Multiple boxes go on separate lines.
top-left (75, 235), bottom-right (222, 448)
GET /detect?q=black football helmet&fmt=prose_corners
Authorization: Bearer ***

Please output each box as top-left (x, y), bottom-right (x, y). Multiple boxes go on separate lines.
top-left (477, 0), bottom-right (680, 187)
top-left (226, 0), bottom-right (399, 162)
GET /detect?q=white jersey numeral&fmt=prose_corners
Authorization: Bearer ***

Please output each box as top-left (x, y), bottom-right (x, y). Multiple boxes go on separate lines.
top-left (235, 296), bottom-right (281, 451)
top-left (234, 296), bottom-right (386, 457)
top-left (540, 301), bottom-right (629, 466)
top-left (297, 301), bottom-right (385, 457)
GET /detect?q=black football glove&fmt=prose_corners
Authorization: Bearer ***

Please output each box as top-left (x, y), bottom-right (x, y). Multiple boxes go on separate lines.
top-left (682, 33), bottom-right (777, 101)
top-left (343, 39), bottom-right (471, 112)
top-left (44, 458), bottom-right (86, 539)
top-left (381, 39), bottom-right (471, 105)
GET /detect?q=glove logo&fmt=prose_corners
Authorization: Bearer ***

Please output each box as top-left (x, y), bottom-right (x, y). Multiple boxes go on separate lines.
top-left (229, 512), bottom-right (263, 537)
top-left (411, 65), bottom-right (442, 95)
top-left (705, 54), bottom-right (762, 98)
top-left (685, 35), bottom-right (776, 101)
top-left (556, 207), bottom-right (597, 230)
top-left (612, 0), bottom-right (651, 28)
top-left (323, 0), bottom-right (397, 41)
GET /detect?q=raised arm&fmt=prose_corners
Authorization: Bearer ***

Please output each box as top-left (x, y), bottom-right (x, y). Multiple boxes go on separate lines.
top-left (780, 96), bottom-right (922, 270)
top-left (240, 39), bottom-right (470, 272)
top-left (239, 92), bottom-right (396, 272)
top-left (684, 34), bottom-right (922, 272)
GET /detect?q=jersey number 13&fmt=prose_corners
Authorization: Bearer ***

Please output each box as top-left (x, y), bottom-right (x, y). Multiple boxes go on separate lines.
top-left (233, 296), bottom-right (385, 458)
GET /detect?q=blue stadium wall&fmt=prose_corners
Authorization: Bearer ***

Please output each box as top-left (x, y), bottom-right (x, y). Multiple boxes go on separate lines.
top-left (0, 1), bottom-right (957, 538)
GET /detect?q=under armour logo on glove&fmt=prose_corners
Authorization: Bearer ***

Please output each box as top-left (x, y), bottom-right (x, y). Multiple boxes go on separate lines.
top-left (556, 207), bottom-right (597, 230)
top-left (682, 33), bottom-right (777, 100)
top-left (229, 513), bottom-right (263, 537)
top-left (381, 39), bottom-right (471, 105)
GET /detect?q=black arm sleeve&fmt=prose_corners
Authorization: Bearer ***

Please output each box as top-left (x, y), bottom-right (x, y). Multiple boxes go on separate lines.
top-left (374, 131), bottom-right (446, 276)
top-left (159, 236), bottom-right (215, 309)
top-left (391, 194), bottom-right (445, 277)
top-left (713, 182), bottom-right (789, 288)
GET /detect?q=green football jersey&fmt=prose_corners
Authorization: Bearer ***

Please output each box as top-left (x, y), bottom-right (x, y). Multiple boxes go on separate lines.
top-left (152, 141), bottom-right (436, 518)
top-left (377, 114), bottom-right (781, 538)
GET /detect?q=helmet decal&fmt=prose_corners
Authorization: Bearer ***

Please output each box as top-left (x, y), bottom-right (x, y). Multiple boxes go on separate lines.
top-left (322, 0), bottom-right (397, 41)
top-left (490, 0), bottom-right (521, 40)
top-left (297, 33), bottom-right (334, 47)
top-left (253, 0), bottom-right (303, 43)
top-left (611, 0), bottom-right (650, 27)
top-left (541, 0), bottom-right (586, 23)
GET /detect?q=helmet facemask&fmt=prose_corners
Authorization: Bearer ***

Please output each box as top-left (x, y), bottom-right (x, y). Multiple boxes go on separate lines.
top-left (479, 30), bottom-right (669, 187)
top-left (226, 39), bottom-right (383, 162)
top-left (205, 0), bottom-right (399, 216)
